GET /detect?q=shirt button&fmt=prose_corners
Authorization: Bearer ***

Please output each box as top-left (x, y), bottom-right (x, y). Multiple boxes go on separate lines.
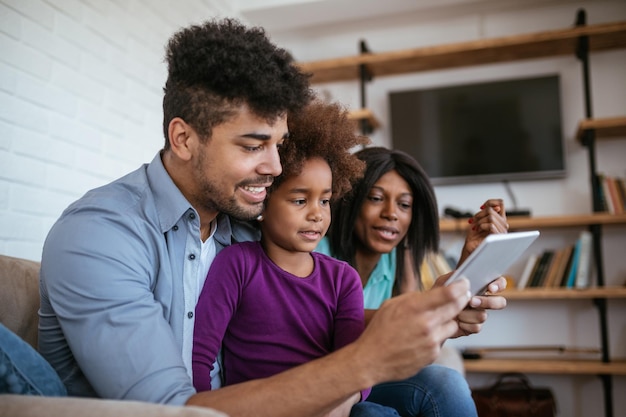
top-left (189, 212), bottom-right (196, 220)
top-left (187, 311), bottom-right (193, 319)
top-left (188, 254), bottom-right (196, 260)
top-left (173, 225), bottom-right (179, 231)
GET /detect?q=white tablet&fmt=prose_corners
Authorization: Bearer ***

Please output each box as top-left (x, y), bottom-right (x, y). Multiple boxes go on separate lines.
top-left (444, 230), bottom-right (540, 295)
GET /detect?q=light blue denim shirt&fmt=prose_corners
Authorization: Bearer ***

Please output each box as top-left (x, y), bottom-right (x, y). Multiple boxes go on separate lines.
top-left (38, 152), bottom-right (258, 405)
top-left (315, 238), bottom-right (395, 309)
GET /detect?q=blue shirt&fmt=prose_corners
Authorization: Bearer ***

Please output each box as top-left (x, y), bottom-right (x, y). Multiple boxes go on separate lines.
top-left (38, 152), bottom-right (258, 405)
top-left (315, 238), bottom-right (396, 309)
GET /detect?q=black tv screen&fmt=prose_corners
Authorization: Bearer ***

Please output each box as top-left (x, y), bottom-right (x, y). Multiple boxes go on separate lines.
top-left (389, 75), bottom-right (566, 185)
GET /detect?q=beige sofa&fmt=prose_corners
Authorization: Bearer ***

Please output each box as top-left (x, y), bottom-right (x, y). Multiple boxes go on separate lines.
top-left (0, 254), bottom-right (227, 417)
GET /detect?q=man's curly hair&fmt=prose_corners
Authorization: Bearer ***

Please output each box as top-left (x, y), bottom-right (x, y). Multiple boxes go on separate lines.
top-left (162, 18), bottom-right (313, 149)
top-left (270, 100), bottom-right (370, 200)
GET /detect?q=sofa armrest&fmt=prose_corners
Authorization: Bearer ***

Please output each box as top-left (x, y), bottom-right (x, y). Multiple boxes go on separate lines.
top-left (0, 395), bottom-right (229, 417)
top-left (0, 255), bottom-right (41, 348)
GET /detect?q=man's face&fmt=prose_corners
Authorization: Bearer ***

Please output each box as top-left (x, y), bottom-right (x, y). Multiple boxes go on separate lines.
top-left (188, 105), bottom-right (288, 222)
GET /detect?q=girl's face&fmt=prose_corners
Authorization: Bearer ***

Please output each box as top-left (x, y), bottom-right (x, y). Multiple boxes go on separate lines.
top-left (353, 169), bottom-right (413, 256)
top-left (260, 157), bottom-right (332, 261)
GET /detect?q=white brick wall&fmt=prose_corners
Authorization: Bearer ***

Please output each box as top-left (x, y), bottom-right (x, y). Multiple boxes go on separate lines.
top-left (0, 0), bottom-right (239, 260)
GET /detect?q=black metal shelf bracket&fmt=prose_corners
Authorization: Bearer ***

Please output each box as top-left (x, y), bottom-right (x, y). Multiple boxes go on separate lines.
top-left (358, 39), bottom-right (373, 136)
top-left (575, 8), bottom-right (614, 417)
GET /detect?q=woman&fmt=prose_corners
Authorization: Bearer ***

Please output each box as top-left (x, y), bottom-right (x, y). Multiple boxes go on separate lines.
top-left (317, 146), bottom-right (509, 417)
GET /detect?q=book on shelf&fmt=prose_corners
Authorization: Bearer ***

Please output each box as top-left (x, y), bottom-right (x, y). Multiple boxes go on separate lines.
top-left (528, 250), bottom-right (554, 287)
top-left (517, 253), bottom-right (539, 289)
top-left (564, 238), bottom-right (582, 288)
top-left (558, 244), bottom-right (576, 287)
top-left (552, 244), bottom-right (575, 288)
top-left (617, 177), bottom-right (626, 211)
top-left (598, 173), bottom-right (626, 214)
top-left (575, 230), bottom-right (593, 288)
top-left (542, 248), bottom-right (567, 288)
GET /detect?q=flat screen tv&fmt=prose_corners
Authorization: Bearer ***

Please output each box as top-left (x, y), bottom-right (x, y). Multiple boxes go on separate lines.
top-left (389, 75), bottom-right (566, 185)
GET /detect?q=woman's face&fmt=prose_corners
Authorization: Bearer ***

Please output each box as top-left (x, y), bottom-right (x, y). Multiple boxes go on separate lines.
top-left (353, 169), bottom-right (413, 255)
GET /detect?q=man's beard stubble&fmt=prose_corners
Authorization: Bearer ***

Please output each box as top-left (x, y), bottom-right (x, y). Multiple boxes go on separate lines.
top-left (193, 150), bottom-right (268, 221)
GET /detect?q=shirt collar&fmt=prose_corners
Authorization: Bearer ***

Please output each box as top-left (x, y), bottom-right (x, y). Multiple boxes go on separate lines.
top-left (368, 249), bottom-right (396, 286)
top-left (146, 152), bottom-right (199, 234)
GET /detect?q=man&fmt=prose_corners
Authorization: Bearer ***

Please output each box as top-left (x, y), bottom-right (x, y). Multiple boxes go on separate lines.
top-left (39, 18), bottom-right (506, 417)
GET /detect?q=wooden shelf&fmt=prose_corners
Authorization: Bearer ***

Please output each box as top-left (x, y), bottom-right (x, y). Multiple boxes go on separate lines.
top-left (347, 108), bottom-right (380, 130)
top-left (502, 286), bottom-right (626, 299)
top-left (576, 116), bottom-right (626, 142)
top-left (464, 358), bottom-right (626, 375)
top-left (297, 21), bottom-right (626, 84)
top-left (439, 212), bottom-right (626, 233)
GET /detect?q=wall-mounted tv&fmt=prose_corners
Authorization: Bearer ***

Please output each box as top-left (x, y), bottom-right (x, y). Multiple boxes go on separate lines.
top-left (389, 75), bottom-right (566, 186)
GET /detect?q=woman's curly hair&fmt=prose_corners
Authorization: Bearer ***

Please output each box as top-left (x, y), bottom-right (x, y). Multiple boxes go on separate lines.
top-left (162, 18), bottom-right (313, 149)
top-left (270, 100), bottom-right (370, 200)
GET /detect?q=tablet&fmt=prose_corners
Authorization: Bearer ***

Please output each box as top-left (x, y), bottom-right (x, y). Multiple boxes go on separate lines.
top-left (445, 230), bottom-right (540, 295)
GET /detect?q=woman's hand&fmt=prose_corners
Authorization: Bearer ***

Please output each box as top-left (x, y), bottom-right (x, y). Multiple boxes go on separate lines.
top-left (453, 276), bottom-right (507, 337)
top-left (458, 199), bottom-right (508, 265)
top-left (431, 274), bottom-right (508, 338)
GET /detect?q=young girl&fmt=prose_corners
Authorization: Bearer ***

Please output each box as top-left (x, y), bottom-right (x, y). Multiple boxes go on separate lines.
top-left (192, 101), bottom-right (380, 416)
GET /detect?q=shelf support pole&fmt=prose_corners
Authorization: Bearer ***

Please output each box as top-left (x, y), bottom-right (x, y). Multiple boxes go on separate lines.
top-left (358, 40), bottom-right (373, 136)
top-left (575, 8), bottom-right (613, 417)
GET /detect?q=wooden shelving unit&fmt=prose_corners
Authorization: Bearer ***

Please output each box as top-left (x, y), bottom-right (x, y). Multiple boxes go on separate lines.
top-left (297, 21), bottom-right (626, 84)
top-left (576, 116), bottom-right (626, 142)
top-left (465, 286), bottom-right (626, 376)
top-left (502, 286), bottom-right (626, 300)
top-left (465, 358), bottom-right (626, 376)
top-left (347, 108), bottom-right (380, 130)
top-left (440, 212), bottom-right (626, 233)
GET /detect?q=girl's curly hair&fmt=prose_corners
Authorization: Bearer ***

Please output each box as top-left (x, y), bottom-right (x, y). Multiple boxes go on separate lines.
top-left (270, 100), bottom-right (370, 200)
top-left (162, 18), bottom-right (313, 148)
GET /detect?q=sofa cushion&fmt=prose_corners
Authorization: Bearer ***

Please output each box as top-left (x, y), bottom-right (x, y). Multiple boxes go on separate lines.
top-left (0, 395), bottom-right (229, 417)
top-left (0, 255), bottom-right (41, 349)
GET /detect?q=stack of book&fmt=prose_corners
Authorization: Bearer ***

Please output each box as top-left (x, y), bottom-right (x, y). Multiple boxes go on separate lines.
top-left (516, 230), bottom-right (593, 289)
top-left (598, 174), bottom-right (626, 214)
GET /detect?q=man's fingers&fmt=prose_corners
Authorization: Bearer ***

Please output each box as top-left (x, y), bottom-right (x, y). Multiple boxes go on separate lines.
top-left (424, 279), bottom-right (472, 321)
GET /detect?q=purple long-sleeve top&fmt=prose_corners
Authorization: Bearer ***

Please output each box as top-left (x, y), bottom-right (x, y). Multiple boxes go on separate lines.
top-left (192, 240), bottom-right (368, 399)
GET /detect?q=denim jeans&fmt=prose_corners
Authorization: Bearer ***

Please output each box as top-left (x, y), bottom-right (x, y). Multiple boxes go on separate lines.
top-left (0, 323), bottom-right (66, 396)
top-left (351, 401), bottom-right (401, 416)
top-left (362, 364), bottom-right (478, 417)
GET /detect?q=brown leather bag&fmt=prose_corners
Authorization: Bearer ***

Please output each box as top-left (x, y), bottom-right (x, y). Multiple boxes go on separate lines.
top-left (471, 373), bottom-right (557, 417)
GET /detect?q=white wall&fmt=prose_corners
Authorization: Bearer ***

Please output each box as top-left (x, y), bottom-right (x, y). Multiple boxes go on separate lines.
top-left (265, 2), bottom-right (626, 417)
top-left (0, 0), bottom-right (239, 259)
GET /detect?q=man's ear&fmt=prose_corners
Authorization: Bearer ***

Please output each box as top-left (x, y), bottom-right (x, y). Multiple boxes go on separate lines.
top-left (167, 117), bottom-right (193, 161)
